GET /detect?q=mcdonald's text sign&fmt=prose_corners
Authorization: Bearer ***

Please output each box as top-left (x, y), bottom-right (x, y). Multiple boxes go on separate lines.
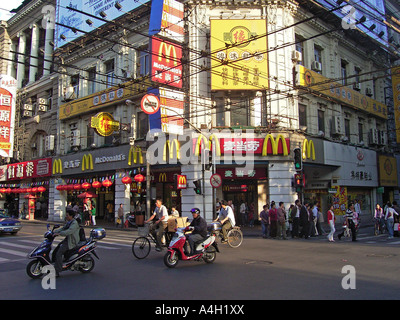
top-left (219, 137), bottom-right (290, 155)
top-left (151, 37), bottom-right (182, 88)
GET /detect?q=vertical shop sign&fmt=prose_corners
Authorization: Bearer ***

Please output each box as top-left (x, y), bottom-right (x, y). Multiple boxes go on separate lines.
top-left (0, 75), bottom-right (17, 158)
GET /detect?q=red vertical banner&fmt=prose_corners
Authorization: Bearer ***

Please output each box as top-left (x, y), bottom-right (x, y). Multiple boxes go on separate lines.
top-left (0, 75), bottom-right (17, 158)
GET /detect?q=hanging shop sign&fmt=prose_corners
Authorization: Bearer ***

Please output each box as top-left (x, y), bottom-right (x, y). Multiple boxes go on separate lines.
top-left (7, 158), bottom-right (52, 180)
top-left (296, 65), bottom-right (387, 119)
top-left (210, 19), bottom-right (268, 90)
top-left (216, 167), bottom-right (267, 180)
top-left (150, 37), bottom-right (183, 88)
top-left (0, 75), bottom-right (17, 158)
top-left (378, 155), bottom-right (398, 187)
top-left (176, 174), bottom-right (187, 189)
top-left (90, 112), bottom-right (120, 136)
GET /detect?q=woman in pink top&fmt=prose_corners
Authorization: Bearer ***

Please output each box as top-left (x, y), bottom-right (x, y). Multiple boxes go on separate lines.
top-left (327, 204), bottom-right (335, 242)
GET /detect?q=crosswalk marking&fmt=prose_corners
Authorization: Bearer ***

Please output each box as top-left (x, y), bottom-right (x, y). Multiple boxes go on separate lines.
top-left (0, 247), bottom-right (27, 257)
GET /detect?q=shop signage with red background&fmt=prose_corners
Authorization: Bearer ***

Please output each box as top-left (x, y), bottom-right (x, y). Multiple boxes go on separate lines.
top-left (219, 138), bottom-right (290, 155)
top-left (216, 167), bottom-right (267, 179)
top-left (151, 37), bottom-right (182, 88)
top-left (7, 158), bottom-right (52, 180)
top-left (0, 75), bottom-right (17, 158)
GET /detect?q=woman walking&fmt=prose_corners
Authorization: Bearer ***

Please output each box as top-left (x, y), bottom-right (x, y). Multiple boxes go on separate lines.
top-left (327, 204), bottom-right (335, 242)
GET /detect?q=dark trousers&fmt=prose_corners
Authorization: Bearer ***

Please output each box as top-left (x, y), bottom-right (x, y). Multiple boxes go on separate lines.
top-left (54, 239), bottom-right (69, 273)
top-left (299, 222), bottom-right (310, 239)
top-left (292, 217), bottom-right (299, 237)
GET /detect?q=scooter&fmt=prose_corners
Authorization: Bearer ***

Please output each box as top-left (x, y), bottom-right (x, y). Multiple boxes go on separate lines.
top-left (26, 224), bottom-right (106, 279)
top-left (163, 227), bottom-right (219, 268)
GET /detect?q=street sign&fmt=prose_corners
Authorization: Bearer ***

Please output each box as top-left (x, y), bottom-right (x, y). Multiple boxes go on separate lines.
top-left (210, 174), bottom-right (222, 188)
top-left (141, 94), bottom-right (160, 115)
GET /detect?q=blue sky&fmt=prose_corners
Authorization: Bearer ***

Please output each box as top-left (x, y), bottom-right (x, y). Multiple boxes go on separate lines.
top-left (0, 1), bottom-right (25, 21)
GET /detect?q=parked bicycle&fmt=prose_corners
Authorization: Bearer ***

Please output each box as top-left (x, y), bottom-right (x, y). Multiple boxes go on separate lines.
top-left (207, 222), bottom-right (243, 248)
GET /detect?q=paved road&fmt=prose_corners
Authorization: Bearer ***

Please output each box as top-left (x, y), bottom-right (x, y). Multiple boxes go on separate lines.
top-left (0, 222), bottom-right (399, 301)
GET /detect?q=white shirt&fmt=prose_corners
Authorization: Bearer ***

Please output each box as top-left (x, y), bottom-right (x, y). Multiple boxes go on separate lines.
top-left (154, 205), bottom-right (169, 222)
top-left (385, 207), bottom-right (399, 220)
top-left (222, 205), bottom-right (236, 227)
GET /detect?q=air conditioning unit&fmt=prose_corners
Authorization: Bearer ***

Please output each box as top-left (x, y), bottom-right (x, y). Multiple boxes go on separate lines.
top-left (378, 130), bottom-right (387, 145)
top-left (368, 128), bottom-right (378, 145)
top-left (311, 61), bottom-right (322, 72)
top-left (63, 86), bottom-right (76, 102)
top-left (23, 104), bottom-right (33, 111)
top-left (291, 50), bottom-right (302, 62)
top-left (45, 135), bottom-right (55, 151)
top-left (332, 116), bottom-right (342, 135)
top-left (353, 83), bottom-right (361, 91)
top-left (70, 129), bottom-right (80, 147)
top-left (38, 105), bottom-right (47, 112)
top-left (38, 98), bottom-right (47, 106)
top-left (365, 87), bottom-right (373, 97)
top-left (23, 110), bottom-right (33, 117)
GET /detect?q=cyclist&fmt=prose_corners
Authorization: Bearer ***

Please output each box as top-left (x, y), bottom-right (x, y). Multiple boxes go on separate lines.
top-left (145, 198), bottom-right (169, 251)
top-left (214, 200), bottom-right (236, 243)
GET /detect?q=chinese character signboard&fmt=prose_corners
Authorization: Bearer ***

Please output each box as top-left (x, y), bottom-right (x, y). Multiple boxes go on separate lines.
top-left (210, 20), bottom-right (268, 90)
top-left (0, 75), bottom-right (17, 158)
top-left (332, 186), bottom-right (347, 216)
top-left (7, 158), bottom-right (52, 180)
top-left (151, 37), bottom-right (183, 88)
top-left (90, 112), bottom-right (120, 137)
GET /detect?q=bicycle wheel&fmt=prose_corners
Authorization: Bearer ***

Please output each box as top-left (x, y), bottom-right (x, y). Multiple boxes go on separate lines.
top-left (227, 228), bottom-right (243, 248)
top-left (132, 237), bottom-right (151, 259)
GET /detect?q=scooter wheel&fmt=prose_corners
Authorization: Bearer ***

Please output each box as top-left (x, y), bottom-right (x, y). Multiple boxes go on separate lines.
top-left (79, 255), bottom-right (95, 273)
top-left (164, 251), bottom-right (178, 268)
top-left (26, 260), bottom-right (45, 279)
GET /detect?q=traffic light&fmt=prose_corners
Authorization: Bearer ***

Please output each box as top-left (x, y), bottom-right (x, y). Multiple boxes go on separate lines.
top-left (293, 148), bottom-right (302, 171)
top-left (294, 173), bottom-right (303, 192)
top-left (193, 179), bottom-right (202, 195)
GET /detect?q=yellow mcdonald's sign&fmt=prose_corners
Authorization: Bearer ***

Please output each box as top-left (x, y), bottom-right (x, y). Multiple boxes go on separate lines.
top-left (163, 139), bottom-right (180, 162)
top-left (159, 42), bottom-right (178, 66)
top-left (52, 158), bottom-right (63, 174)
top-left (159, 172), bottom-right (167, 182)
top-left (81, 154), bottom-right (93, 171)
top-left (128, 146), bottom-right (144, 166)
top-left (195, 134), bottom-right (222, 156)
top-left (302, 139), bottom-right (315, 160)
top-left (262, 134), bottom-right (289, 156)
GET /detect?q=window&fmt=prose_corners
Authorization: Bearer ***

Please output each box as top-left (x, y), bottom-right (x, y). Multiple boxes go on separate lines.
top-left (341, 60), bottom-right (347, 85)
top-left (295, 35), bottom-right (305, 65)
top-left (298, 103), bottom-right (307, 128)
top-left (318, 109), bottom-right (325, 133)
top-left (313, 45), bottom-right (323, 74)
top-left (138, 50), bottom-right (150, 76)
top-left (137, 112), bottom-right (149, 139)
top-left (358, 121), bottom-right (363, 143)
top-left (345, 118), bottom-right (350, 141)
top-left (354, 67), bottom-right (361, 84)
top-left (88, 67), bottom-right (96, 94)
top-left (71, 74), bottom-right (79, 98)
top-left (230, 97), bottom-right (250, 126)
top-left (105, 59), bottom-right (115, 88)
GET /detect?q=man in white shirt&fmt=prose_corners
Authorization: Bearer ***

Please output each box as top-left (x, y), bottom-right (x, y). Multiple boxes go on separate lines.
top-left (216, 200), bottom-right (236, 242)
top-left (146, 198), bottom-right (169, 251)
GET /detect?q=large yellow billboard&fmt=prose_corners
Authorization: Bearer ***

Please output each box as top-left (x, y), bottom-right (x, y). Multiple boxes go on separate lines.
top-left (210, 19), bottom-right (268, 90)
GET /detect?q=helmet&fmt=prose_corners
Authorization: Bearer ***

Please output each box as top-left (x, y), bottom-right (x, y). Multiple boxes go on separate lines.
top-left (190, 208), bottom-right (201, 215)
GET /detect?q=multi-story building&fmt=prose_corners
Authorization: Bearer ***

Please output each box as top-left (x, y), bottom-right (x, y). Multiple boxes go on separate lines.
top-left (1, 0), bottom-right (398, 222)
top-left (0, 0), bottom-right (57, 217)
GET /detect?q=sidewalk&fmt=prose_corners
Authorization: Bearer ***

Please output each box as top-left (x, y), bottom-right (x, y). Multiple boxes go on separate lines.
top-left (22, 214), bottom-right (376, 238)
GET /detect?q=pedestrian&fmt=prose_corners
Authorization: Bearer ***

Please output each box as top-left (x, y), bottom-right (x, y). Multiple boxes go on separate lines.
top-left (91, 203), bottom-right (96, 226)
top-left (310, 201), bottom-right (319, 236)
top-left (269, 201), bottom-right (278, 238)
top-left (248, 202), bottom-right (255, 227)
top-left (288, 204), bottom-right (295, 236)
top-left (83, 200), bottom-right (91, 226)
top-left (276, 201), bottom-right (287, 240)
top-left (327, 204), bottom-right (335, 242)
top-left (292, 200), bottom-right (301, 238)
top-left (374, 203), bottom-right (384, 234)
top-left (338, 202), bottom-right (357, 241)
top-left (260, 205), bottom-right (269, 238)
top-left (240, 200), bottom-right (247, 226)
top-left (385, 202), bottom-right (399, 239)
top-left (116, 203), bottom-right (124, 227)
top-left (299, 202), bottom-right (310, 239)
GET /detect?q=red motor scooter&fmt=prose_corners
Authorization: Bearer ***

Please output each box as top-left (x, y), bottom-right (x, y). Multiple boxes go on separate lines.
top-left (163, 227), bottom-right (219, 268)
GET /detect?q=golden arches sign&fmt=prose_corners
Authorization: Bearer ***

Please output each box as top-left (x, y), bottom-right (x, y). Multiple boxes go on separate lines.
top-left (52, 159), bottom-right (62, 174)
top-left (262, 134), bottom-right (289, 156)
top-left (163, 139), bottom-right (180, 162)
top-left (128, 146), bottom-right (144, 165)
top-left (81, 154), bottom-right (93, 171)
top-left (194, 134), bottom-right (221, 156)
top-left (302, 139), bottom-right (315, 160)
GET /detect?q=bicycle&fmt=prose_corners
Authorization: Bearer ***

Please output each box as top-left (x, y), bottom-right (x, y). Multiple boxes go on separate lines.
top-left (208, 222), bottom-right (243, 248)
top-left (132, 222), bottom-right (172, 259)
top-left (374, 218), bottom-right (386, 235)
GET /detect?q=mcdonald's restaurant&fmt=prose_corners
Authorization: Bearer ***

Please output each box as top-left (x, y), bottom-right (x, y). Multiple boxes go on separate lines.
top-left (50, 144), bottom-right (146, 222)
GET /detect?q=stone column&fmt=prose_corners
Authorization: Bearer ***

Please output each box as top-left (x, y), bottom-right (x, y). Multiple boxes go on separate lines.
top-left (29, 24), bottom-right (39, 83)
top-left (43, 27), bottom-right (54, 76)
top-left (16, 32), bottom-right (26, 88)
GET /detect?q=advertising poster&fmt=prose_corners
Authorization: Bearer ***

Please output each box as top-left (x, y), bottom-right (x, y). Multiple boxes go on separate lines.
top-left (0, 75), bottom-right (17, 158)
top-left (333, 186), bottom-right (347, 216)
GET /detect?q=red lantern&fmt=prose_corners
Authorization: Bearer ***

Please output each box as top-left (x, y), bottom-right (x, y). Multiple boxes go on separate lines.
top-left (0, 188), bottom-right (6, 193)
top-left (102, 179), bottom-right (113, 188)
top-left (74, 184), bottom-right (82, 191)
top-left (92, 181), bottom-right (101, 189)
top-left (82, 182), bottom-right (91, 190)
top-left (134, 174), bottom-right (144, 183)
top-left (56, 185), bottom-right (65, 191)
top-left (38, 186), bottom-right (46, 193)
top-left (31, 187), bottom-right (38, 193)
top-left (26, 188), bottom-right (32, 193)
top-left (121, 176), bottom-right (132, 184)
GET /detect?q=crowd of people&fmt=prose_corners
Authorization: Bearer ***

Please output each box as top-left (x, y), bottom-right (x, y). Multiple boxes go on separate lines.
top-left (374, 201), bottom-right (400, 239)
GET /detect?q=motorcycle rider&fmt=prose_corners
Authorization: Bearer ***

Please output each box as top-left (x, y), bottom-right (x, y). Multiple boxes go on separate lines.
top-left (184, 208), bottom-right (207, 256)
top-left (53, 209), bottom-right (80, 277)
